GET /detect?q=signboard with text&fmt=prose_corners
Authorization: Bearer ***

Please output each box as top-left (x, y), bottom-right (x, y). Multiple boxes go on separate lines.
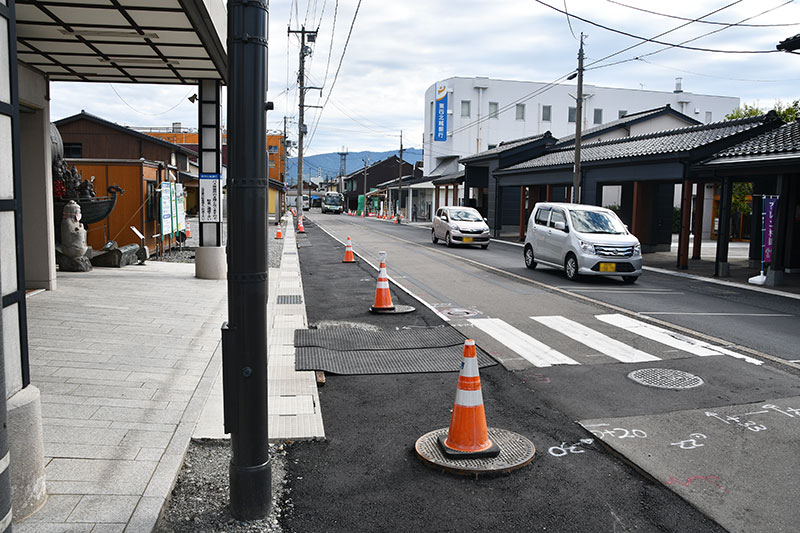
top-left (176, 183), bottom-right (186, 232)
top-left (764, 196), bottom-right (778, 263)
top-left (160, 181), bottom-right (173, 236)
top-left (199, 173), bottom-right (222, 222)
top-left (434, 82), bottom-right (448, 142)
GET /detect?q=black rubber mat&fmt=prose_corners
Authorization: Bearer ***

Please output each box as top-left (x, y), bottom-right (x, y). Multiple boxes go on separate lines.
top-left (296, 345), bottom-right (496, 375)
top-left (295, 326), bottom-right (466, 351)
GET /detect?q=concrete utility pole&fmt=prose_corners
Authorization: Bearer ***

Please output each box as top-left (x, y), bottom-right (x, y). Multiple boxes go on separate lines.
top-left (397, 131), bottom-right (403, 221)
top-left (224, 0), bottom-right (270, 519)
top-left (571, 33), bottom-right (585, 204)
top-left (288, 25), bottom-right (319, 218)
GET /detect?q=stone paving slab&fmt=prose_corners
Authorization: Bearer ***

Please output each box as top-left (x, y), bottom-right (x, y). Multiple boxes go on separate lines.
top-left (579, 395), bottom-right (800, 533)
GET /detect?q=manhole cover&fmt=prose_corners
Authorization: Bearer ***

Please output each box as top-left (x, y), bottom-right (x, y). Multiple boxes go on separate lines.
top-left (442, 308), bottom-right (480, 318)
top-left (627, 368), bottom-right (704, 389)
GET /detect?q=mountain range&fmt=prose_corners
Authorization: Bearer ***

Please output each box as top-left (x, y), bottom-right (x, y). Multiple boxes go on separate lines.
top-left (285, 148), bottom-right (423, 185)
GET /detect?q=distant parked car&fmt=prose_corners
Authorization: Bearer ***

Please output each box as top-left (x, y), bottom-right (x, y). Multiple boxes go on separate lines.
top-left (431, 206), bottom-right (490, 249)
top-left (523, 202), bottom-right (642, 283)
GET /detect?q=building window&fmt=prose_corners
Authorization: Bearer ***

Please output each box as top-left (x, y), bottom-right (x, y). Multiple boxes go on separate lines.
top-left (515, 104), bottom-right (525, 121)
top-left (594, 108), bottom-right (603, 125)
top-left (705, 111), bottom-right (713, 123)
top-left (461, 100), bottom-right (471, 118)
top-left (268, 144), bottom-right (279, 153)
top-left (568, 107), bottom-right (576, 123)
top-left (542, 105), bottom-right (552, 122)
top-left (146, 181), bottom-right (158, 221)
top-left (63, 143), bottom-right (82, 158)
top-left (618, 110), bottom-right (627, 119)
top-left (489, 102), bottom-right (499, 118)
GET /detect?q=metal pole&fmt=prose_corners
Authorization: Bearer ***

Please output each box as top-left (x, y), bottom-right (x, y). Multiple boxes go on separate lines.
top-left (572, 33), bottom-right (585, 204)
top-left (397, 131), bottom-right (403, 222)
top-left (0, 237), bottom-right (13, 533)
top-left (362, 159), bottom-right (368, 215)
top-left (223, 0), bottom-right (270, 519)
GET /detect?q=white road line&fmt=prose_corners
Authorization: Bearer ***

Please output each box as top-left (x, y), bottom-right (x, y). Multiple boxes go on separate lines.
top-left (560, 290), bottom-right (684, 295)
top-left (532, 316), bottom-right (661, 363)
top-left (639, 312), bottom-right (793, 317)
top-left (469, 318), bottom-right (580, 367)
top-left (596, 314), bottom-right (722, 357)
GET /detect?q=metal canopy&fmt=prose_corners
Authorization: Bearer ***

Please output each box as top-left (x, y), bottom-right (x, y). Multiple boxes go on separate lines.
top-left (15, 0), bottom-right (227, 84)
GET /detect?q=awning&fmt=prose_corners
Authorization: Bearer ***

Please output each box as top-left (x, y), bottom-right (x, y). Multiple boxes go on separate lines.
top-left (14, 0), bottom-right (227, 84)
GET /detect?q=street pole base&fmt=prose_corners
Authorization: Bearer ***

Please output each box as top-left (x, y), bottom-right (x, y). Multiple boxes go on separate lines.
top-left (229, 459), bottom-right (272, 520)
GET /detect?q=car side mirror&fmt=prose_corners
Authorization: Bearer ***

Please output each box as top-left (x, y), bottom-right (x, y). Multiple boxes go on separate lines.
top-left (554, 221), bottom-right (567, 231)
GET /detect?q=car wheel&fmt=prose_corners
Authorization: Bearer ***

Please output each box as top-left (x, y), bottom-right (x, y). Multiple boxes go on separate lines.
top-left (431, 230), bottom-right (438, 244)
top-left (446, 232), bottom-right (453, 247)
top-left (565, 254), bottom-right (580, 281)
top-left (480, 244), bottom-right (488, 250)
top-left (622, 276), bottom-right (638, 284)
top-left (524, 245), bottom-right (536, 270)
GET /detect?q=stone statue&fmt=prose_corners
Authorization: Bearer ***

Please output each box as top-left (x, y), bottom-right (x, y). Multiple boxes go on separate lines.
top-left (58, 200), bottom-right (92, 272)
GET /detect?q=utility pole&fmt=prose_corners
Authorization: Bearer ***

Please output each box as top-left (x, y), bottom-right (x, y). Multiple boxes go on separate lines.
top-left (288, 25), bottom-right (320, 218)
top-left (362, 158), bottom-right (369, 215)
top-left (282, 116), bottom-right (288, 216)
top-left (397, 131), bottom-right (404, 222)
top-left (571, 33), bottom-right (585, 204)
top-left (224, 0), bottom-right (270, 519)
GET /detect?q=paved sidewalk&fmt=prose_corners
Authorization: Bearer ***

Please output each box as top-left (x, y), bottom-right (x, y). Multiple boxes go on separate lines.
top-left (18, 214), bottom-right (321, 532)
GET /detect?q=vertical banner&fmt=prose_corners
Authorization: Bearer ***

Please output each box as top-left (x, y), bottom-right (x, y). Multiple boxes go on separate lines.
top-left (160, 181), bottom-right (173, 236)
top-left (176, 183), bottom-right (186, 232)
top-left (199, 173), bottom-right (222, 222)
top-left (434, 82), bottom-right (448, 142)
top-left (170, 182), bottom-right (179, 236)
top-left (764, 196), bottom-right (778, 263)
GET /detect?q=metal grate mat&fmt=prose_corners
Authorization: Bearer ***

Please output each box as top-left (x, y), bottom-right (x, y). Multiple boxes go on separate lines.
top-left (295, 327), bottom-right (466, 351)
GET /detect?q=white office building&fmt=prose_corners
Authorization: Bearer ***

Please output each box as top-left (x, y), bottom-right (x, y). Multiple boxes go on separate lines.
top-left (423, 76), bottom-right (740, 176)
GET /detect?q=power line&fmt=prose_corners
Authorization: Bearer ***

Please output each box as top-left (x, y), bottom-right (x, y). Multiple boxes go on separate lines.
top-left (606, 0), bottom-right (800, 28)
top-left (306, 0), bottom-right (363, 149)
top-left (563, 0), bottom-right (578, 40)
top-left (533, 0), bottom-right (782, 54)
top-left (109, 84), bottom-right (194, 116)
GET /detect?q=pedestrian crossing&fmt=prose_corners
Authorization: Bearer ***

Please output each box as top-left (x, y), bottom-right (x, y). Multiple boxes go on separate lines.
top-left (468, 313), bottom-right (762, 368)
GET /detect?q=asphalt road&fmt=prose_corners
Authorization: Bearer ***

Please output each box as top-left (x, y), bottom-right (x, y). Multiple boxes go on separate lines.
top-left (280, 212), bottom-right (800, 533)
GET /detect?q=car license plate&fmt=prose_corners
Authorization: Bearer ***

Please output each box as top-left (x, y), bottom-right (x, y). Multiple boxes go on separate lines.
top-left (599, 263), bottom-right (616, 272)
top-left (462, 237), bottom-right (473, 243)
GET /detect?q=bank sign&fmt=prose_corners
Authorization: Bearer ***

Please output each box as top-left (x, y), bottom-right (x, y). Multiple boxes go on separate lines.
top-left (434, 82), bottom-right (448, 141)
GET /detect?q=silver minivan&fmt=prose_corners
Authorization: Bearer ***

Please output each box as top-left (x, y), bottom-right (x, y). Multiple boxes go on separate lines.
top-left (523, 202), bottom-right (642, 283)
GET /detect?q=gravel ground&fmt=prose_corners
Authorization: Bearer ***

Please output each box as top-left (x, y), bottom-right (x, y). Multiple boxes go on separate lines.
top-left (156, 215), bottom-right (287, 532)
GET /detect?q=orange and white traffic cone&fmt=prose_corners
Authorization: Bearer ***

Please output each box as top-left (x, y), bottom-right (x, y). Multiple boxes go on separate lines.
top-left (369, 251), bottom-right (394, 312)
top-left (275, 222), bottom-right (283, 239)
top-left (342, 236), bottom-right (356, 263)
top-left (297, 217), bottom-right (305, 233)
top-left (438, 339), bottom-right (500, 458)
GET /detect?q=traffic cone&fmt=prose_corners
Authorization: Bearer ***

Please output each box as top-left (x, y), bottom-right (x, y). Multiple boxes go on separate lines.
top-left (342, 236), bottom-right (355, 263)
top-left (275, 222), bottom-right (283, 239)
top-left (394, 214), bottom-right (401, 224)
top-left (369, 251), bottom-right (394, 312)
top-left (297, 217), bottom-right (305, 233)
top-left (438, 339), bottom-right (500, 458)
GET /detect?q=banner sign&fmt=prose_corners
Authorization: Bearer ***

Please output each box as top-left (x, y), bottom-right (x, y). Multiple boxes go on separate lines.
top-left (434, 82), bottom-right (448, 141)
top-left (764, 196), bottom-right (778, 263)
top-left (160, 181), bottom-right (173, 236)
top-left (176, 183), bottom-right (186, 232)
top-left (199, 173), bottom-right (222, 222)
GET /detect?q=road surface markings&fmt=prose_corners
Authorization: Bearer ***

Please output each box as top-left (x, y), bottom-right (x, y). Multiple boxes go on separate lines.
top-left (532, 316), bottom-right (661, 363)
top-left (468, 318), bottom-right (580, 367)
top-left (595, 314), bottom-right (722, 357)
top-left (639, 312), bottom-right (793, 317)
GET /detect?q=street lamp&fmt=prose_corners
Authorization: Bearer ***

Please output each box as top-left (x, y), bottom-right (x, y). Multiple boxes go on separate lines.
top-left (777, 34), bottom-right (800, 53)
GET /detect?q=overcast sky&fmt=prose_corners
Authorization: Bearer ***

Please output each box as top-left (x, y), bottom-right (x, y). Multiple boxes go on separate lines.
top-left (50, 0), bottom-right (800, 157)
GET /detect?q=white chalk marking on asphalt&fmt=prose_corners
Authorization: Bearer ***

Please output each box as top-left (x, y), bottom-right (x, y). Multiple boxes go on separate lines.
top-left (596, 314), bottom-right (722, 357)
top-left (558, 290), bottom-right (684, 295)
top-left (639, 312), bottom-right (793, 317)
top-left (532, 316), bottom-right (661, 363)
top-left (469, 318), bottom-right (579, 367)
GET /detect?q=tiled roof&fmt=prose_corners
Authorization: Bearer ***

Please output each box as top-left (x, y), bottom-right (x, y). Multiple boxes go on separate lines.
top-left (712, 120), bottom-right (800, 158)
top-left (555, 105), bottom-right (699, 146)
top-left (459, 132), bottom-right (551, 163)
top-left (502, 114), bottom-right (775, 172)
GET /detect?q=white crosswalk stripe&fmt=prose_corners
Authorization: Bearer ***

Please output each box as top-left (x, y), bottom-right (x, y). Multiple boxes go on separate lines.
top-left (531, 315), bottom-right (661, 364)
top-left (595, 314), bottom-right (721, 357)
top-left (469, 318), bottom-right (580, 367)
top-left (596, 313), bottom-right (763, 365)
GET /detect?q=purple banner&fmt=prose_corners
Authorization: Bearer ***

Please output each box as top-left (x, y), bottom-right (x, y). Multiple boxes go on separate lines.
top-left (764, 197), bottom-right (778, 263)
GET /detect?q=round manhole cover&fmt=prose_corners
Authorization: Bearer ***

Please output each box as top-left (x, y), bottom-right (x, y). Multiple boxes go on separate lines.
top-left (443, 308), bottom-right (480, 318)
top-left (627, 368), bottom-right (704, 389)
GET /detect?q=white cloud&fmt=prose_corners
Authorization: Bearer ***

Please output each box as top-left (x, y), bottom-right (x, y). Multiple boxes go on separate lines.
top-left (48, 0), bottom-right (800, 159)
